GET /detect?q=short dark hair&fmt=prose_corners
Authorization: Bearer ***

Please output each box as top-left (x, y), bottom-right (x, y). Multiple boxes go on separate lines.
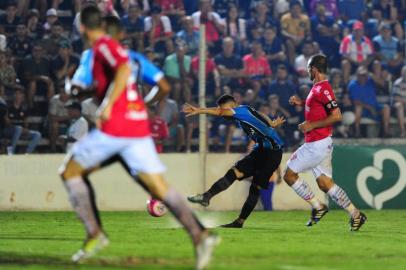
top-left (309, 54), bottom-right (328, 74)
top-left (80, 5), bottom-right (102, 30)
top-left (216, 94), bottom-right (236, 106)
top-left (103, 15), bottom-right (122, 37)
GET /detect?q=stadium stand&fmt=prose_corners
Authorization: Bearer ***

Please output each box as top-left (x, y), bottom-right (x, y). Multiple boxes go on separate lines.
top-left (0, 0), bottom-right (406, 154)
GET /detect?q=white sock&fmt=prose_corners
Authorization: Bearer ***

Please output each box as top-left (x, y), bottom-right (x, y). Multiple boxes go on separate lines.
top-left (291, 179), bottom-right (322, 209)
top-left (327, 184), bottom-right (358, 217)
top-left (64, 177), bottom-right (100, 237)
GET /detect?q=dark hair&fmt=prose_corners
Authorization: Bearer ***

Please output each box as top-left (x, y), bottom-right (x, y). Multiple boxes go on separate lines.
top-left (309, 54), bottom-right (328, 74)
top-left (80, 5), bottom-right (102, 30)
top-left (216, 94), bottom-right (236, 106)
top-left (103, 15), bottom-right (122, 37)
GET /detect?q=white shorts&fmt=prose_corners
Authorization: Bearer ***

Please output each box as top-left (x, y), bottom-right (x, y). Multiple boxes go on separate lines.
top-left (66, 129), bottom-right (166, 176)
top-left (286, 136), bottom-right (333, 178)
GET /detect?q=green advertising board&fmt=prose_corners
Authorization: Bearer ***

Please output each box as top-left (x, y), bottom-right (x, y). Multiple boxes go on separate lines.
top-left (332, 145), bottom-right (406, 209)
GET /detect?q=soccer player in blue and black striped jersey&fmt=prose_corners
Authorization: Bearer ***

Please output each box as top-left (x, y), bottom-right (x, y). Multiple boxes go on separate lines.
top-left (183, 94), bottom-right (285, 228)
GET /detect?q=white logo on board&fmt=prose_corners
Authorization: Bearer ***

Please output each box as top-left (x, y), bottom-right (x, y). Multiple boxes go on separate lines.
top-left (356, 149), bottom-right (406, 210)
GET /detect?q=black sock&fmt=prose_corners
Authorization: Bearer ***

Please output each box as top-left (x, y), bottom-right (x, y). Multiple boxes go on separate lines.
top-left (205, 169), bottom-right (237, 200)
top-left (83, 176), bottom-right (102, 228)
top-left (238, 184), bottom-right (260, 220)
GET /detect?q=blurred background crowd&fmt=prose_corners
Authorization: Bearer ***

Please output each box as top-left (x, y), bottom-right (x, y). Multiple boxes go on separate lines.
top-left (1, 0), bottom-right (406, 154)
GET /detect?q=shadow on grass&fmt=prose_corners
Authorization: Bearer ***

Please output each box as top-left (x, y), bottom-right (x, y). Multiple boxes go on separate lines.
top-left (0, 236), bottom-right (83, 241)
top-left (0, 252), bottom-right (193, 269)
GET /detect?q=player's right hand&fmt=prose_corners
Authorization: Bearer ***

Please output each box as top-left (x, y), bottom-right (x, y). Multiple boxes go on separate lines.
top-left (289, 96), bottom-right (302, 106)
top-left (182, 103), bottom-right (199, 117)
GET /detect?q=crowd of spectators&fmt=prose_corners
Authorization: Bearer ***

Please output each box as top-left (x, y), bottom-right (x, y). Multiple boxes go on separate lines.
top-left (1, 0), bottom-right (406, 154)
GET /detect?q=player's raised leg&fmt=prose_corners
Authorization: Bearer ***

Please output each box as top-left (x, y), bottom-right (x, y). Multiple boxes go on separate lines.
top-left (283, 167), bottom-right (328, 226)
top-left (188, 167), bottom-right (241, 207)
top-left (122, 138), bottom-right (220, 270)
top-left (59, 158), bottom-right (109, 262)
top-left (316, 174), bottom-right (367, 231)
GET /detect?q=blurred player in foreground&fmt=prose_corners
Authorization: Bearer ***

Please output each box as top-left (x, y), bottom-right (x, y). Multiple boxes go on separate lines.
top-left (283, 54), bottom-right (367, 231)
top-left (59, 6), bottom-right (219, 270)
top-left (184, 94), bottom-right (285, 228)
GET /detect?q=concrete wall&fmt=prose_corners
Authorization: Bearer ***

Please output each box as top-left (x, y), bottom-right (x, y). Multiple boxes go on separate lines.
top-left (0, 154), bottom-right (327, 211)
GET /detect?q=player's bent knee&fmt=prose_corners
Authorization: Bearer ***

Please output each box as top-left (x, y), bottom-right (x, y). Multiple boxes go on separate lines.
top-left (316, 175), bottom-right (335, 192)
top-left (283, 167), bottom-right (298, 185)
top-left (138, 173), bottom-right (169, 200)
top-left (231, 167), bottom-right (244, 180)
top-left (59, 159), bottom-right (85, 181)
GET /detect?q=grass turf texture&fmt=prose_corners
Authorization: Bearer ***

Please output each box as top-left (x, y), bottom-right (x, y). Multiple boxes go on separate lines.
top-left (1, 210), bottom-right (405, 270)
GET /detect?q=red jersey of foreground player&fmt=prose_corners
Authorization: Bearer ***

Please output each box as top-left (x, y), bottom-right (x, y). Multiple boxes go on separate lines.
top-left (304, 79), bottom-right (337, 143)
top-left (92, 36), bottom-right (150, 137)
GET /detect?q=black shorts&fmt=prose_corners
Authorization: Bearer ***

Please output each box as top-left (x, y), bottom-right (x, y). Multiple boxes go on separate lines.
top-left (234, 147), bottom-right (283, 189)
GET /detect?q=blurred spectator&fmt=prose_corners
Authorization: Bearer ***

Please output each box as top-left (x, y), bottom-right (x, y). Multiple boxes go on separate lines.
top-left (192, 0), bottom-right (225, 53)
top-left (243, 40), bottom-right (272, 98)
top-left (0, 34), bottom-right (6, 51)
top-left (261, 26), bottom-right (287, 72)
top-left (214, 37), bottom-right (245, 93)
top-left (175, 16), bottom-right (200, 56)
top-left (51, 40), bottom-right (79, 83)
top-left (144, 5), bottom-right (174, 55)
top-left (26, 9), bottom-right (42, 40)
top-left (211, 0), bottom-right (237, 18)
top-left (0, 1), bottom-right (20, 36)
top-left (120, 0), bottom-right (151, 14)
top-left (51, 0), bottom-right (80, 26)
top-left (265, 64), bottom-right (296, 115)
top-left (43, 8), bottom-right (58, 32)
top-left (121, 4), bottom-right (145, 51)
top-left (294, 40), bottom-right (314, 85)
top-left (7, 89), bottom-right (42, 154)
top-left (157, 95), bottom-right (185, 152)
top-left (63, 101), bottom-right (88, 151)
top-left (224, 3), bottom-right (246, 50)
top-left (22, 44), bottom-right (54, 108)
top-left (330, 68), bottom-right (346, 100)
top-left (280, 1), bottom-right (311, 65)
top-left (190, 49), bottom-right (221, 102)
top-left (268, 94), bottom-right (290, 119)
top-left (338, 0), bottom-right (366, 22)
top-left (148, 106), bottom-right (169, 153)
top-left (371, 0), bottom-right (403, 40)
top-left (247, 1), bottom-right (277, 41)
top-left (348, 66), bottom-right (390, 137)
top-left (8, 23), bottom-right (33, 61)
top-left (310, 2), bottom-right (341, 67)
top-left (48, 87), bottom-right (70, 152)
top-left (41, 20), bottom-right (68, 56)
top-left (154, 0), bottom-right (185, 30)
top-left (373, 22), bottom-right (403, 76)
top-left (340, 21), bottom-right (375, 84)
top-left (391, 66), bottom-right (406, 137)
top-left (309, 0), bottom-right (339, 18)
top-left (0, 50), bottom-right (20, 98)
top-left (163, 42), bottom-right (192, 103)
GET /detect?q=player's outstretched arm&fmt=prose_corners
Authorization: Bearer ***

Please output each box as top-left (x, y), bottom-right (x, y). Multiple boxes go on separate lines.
top-left (144, 78), bottom-right (171, 105)
top-left (182, 103), bottom-right (234, 117)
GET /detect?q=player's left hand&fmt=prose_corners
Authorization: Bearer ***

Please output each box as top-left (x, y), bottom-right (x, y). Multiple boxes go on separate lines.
top-left (271, 116), bottom-right (286, 128)
top-left (298, 121), bottom-right (314, 133)
top-left (182, 103), bottom-right (199, 117)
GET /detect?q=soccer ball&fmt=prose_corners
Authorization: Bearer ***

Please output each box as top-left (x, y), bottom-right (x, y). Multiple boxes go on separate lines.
top-left (146, 198), bottom-right (168, 217)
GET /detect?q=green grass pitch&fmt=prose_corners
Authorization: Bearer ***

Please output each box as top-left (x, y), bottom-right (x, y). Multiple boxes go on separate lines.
top-left (1, 210), bottom-right (406, 270)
